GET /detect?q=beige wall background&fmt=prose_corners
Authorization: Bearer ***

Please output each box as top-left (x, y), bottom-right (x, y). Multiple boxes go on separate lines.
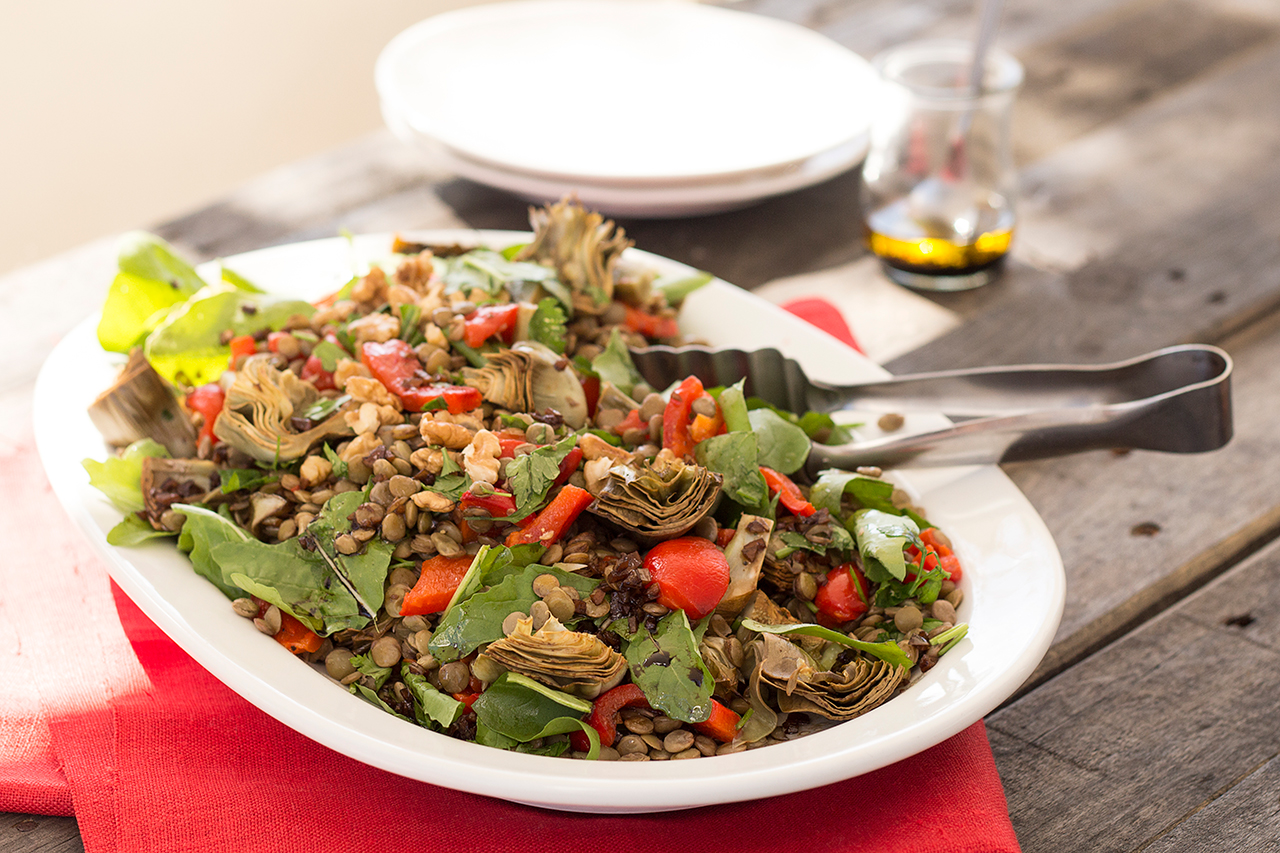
top-left (0, 0), bottom-right (487, 276)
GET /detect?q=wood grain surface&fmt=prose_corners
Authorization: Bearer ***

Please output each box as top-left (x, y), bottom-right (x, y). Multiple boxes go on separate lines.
top-left (6, 0), bottom-right (1280, 849)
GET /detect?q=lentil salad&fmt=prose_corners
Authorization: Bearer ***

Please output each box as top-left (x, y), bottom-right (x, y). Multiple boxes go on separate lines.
top-left (83, 200), bottom-right (968, 761)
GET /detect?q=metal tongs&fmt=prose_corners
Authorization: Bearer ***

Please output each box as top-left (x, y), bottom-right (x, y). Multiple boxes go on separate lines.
top-left (629, 344), bottom-right (1233, 473)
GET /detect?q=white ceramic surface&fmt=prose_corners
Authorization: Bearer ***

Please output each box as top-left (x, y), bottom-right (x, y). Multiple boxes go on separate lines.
top-left (36, 232), bottom-right (1064, 813)
top-left (375, 1), bottom-right (878, 216)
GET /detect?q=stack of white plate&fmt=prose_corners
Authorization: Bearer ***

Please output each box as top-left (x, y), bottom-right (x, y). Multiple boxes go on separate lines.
top-left (375, 1), bottom-right (879, 217)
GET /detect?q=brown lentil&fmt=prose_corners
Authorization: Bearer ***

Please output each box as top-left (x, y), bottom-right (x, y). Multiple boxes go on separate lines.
top-left (672, 748), bottom-right (701, 760)
top-left (616, 734), bottom-right (647, 756)
top-left (652, 715), bottom-right (682, 734)
top-left (544, 588), bottom-right (576, 622)
top-left (370, 636), bottom-right (402, 668)
top-left (532, 573), bottom-right (560, 598)
top-left (437, 661), bottom-right (471, 694)
top-left (232, 597), bottom-right (259, 618)
top-left (325, 648), bottom-right (357, 680)
top-left (663, 730), bottom-right (695, 753)
top-left (623, 715), bottom-right (655, 735)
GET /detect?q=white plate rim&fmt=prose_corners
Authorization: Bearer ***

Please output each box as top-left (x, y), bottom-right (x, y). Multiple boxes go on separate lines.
top-left (35, 231), bottom-right (1064, 813)
top-left (374, 1), bottom-right (879, 184)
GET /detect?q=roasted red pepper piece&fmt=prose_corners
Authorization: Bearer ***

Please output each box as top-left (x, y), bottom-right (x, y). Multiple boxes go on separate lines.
top-left (463, 304), bottom-right (520, 349)
top-left (554, 447), bottom-right (583, 486)
top-left (643, 536), bottom-right (730, 621)
top-left (691, 699), bottom-right (741, 743)
top-left (760, 466), bottom-right (816, 517)
top-left (572, 683), bottom-right (651, 751)
top-left (227, 334), bottom-right (257, 368)
top-left (186, 383), bottom-right (225, 445)
top-left (612, 408), bottom-right (646, 438)
top-left (920, 528), bottom-right (964, 583)
top-left (504, 485), bottom-right (595, 547)
top-left (623, 304), bottom-right (680, 339)
top-left (661, 376), bottom-right (704, 459)
top-left (254, 599), bottom-right (323, 655)
top-left (399, 554), bottom-right (475, 616)
top-left (814, 563), bottom-right (871, 623)
top-left (580, 374), bottom-right (600, 418)
top-left (361, 339), bottom-right (482, 413)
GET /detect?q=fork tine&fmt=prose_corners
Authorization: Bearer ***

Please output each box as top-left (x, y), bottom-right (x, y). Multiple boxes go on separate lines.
top-left (630, 346), bottom-right (814, 411)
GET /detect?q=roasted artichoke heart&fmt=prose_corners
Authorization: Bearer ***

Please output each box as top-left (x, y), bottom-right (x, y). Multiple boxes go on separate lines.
top-left (89, 348), bottom-right (198, 458)
top-left (460, 341), bottom-right (588, 429)
top-left (213, 355), bottom-right (354, 463)
top-left (748, 632), bottom-right (907, 722)
top-left (478, 616), bottom-right (627, 699)
top-left (514, 198), bottom-right (632, 314)
top-left (586, 450), bottom-right (722, 545)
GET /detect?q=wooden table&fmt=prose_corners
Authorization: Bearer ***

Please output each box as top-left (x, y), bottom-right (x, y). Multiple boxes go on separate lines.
top-left (6, 0), bottom-right (1280, 848)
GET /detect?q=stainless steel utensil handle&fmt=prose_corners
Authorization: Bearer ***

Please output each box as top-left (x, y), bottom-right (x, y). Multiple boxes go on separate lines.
top-left (806, 370), bottom-right (1233, 471)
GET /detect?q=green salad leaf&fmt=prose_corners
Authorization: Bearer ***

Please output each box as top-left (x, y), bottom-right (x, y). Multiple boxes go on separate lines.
top-left (472, 672), bottom-right (597, 757)
top-left (403, 664), bottom-right (466, 729)
top-left (591, 328), bottom-right (645, 397)
top-left (747, 408), bottom-right (811, 475)
top-left (97, 233), bottom-right (207, 352)
top-left (652, 270), bottom-right (712, 305)
top-left (504, 433), bottom-right (578, 520)
top-left (740, 618), bottom-right (913, 669)
top-left (106, 515), bottom-right (174, 547)
top-left (528, 297), bottom-right (568, 354)
top-left (694, 432), bottom-right (768, 509)
top-left (82, 437), bottom-right (170, 513)
top-left (852, 508), bottom-right (921, 583)
top-left (173, 503), bottom-right (251, 599)
top-left (618, 610), bottom-right (713, 724)
top-left (428, 561), bottom-right (596, 663)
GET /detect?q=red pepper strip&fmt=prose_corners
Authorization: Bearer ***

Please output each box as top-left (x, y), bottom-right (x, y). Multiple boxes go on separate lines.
top-left (691, 699), bottom-right (741, 743)
top-left (715, 527), bottom-right (735, 548)
top-left (623, 304), bottom-right (680, 339)
top-left (228, 334), bottom-right (257, 368)
top-left (939, 554), bottom-right (963, 583)
top-left (662, 376), bottom-right (704, 459)
top-left (186, 383), bottom-right (225, 445)
top-left (760, 467), bottom-right (816, 517)
top-left (553, 447), bottom-right (583, 486)
top-left (459, 489), bottom-right (517, 518)
top-left (572, 683), bottom-right (651, 751)
top-left (497, 436), bottom-right (527, 458)
top-left (362, 339), bottom-right (482, 413)
top-left (299, 354), bottom-right (336, 391)
top-left (580, 374), bottom-right (600, 419)
top-left (504, 485), bottom-right (594, 547)
top-left (463, 304), bottom-right (520, 349)
top-left (400, 554), bottom-right (475, 616)
top-left (254, 599), bottom-right (323, 655)
top-left (452, 691), bottom-right (481, 712)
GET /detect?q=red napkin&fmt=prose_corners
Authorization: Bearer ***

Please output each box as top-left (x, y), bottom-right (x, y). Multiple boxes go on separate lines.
top-left (1, 299), bottom-right (1020, 852)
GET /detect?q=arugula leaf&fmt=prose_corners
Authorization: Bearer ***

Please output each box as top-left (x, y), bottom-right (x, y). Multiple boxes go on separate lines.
top-left (218, 468), bottom-right (276, 494)
top-left (504, 434), bottom-right (578, 521)
top-left (82, 437), bottom-right (170, 513)
top-left (403, 664), bottom-right (466, 729)
top-left (852, 509), bottom-right (921, 583)
top-left (618, 610), bottom-right (714, 724)
top-left (528, 298), bottom-right (567, 354)
top-left (591, 328), bottom-right (645, 397)
top-left (747, 408), bottom-right (811, 475)
top-left (739, 618), bottom-right (913, 669)
top-left (106, 514), bottom-right (174, 547)
top-left (428, 562), bottom-right (598, 663)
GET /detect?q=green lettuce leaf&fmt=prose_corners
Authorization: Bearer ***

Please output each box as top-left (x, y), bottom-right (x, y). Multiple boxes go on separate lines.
top-left (591, 328), bottom-right (645, 397)
top-left (403, 664), bottom-right (466, 729)
top-left (82, 437), bottom-right (170, 513)
top-left (173, 503), bottom-right (250, 598)
top-left (106, 514), bottom-right (174, 547)
top-left (528, 297), bottom-right (568, 354)
top-left (852, 509), bottom-right (921, 583)
top-left (694, 432), bottom-right (768, 508)
top-left (143, 284), bottom-right (315, 386)
top-left (97, 233), bottom-right (208, 352)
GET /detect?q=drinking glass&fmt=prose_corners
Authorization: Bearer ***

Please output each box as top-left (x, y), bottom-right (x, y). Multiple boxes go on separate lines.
top-left (861, 39), bottom-right (1023, 291)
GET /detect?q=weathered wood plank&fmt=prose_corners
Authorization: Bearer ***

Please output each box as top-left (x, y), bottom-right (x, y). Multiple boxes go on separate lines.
top-left (0, 814), bottom-right (84, 853)
top-left (1143, 756), bottom-right (1280, 852)
top-left (988, 535), bottom-right (1280, 851)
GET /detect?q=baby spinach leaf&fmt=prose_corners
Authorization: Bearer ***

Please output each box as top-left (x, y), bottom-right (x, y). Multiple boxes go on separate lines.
top-left (428, 562), bottom-right (598, 663)
top-left (528, 298), bottom-right (568, 354)
top-left (740, 618), bottom-right (912, 669)
top-left (747, 408), bottom-right (810, 475)
top-left (619, 611), bottom-right (713, 724)
top-left (403, 665), bottom-right (466, 729)
top-left (173, 503), bottom-right (250, 599)
top-left (591, 328), bottom-right (645, 397)
top-left (472, 672), bottom-right (591, 744)
top-left (694, 432), bottom-right (767, 508)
